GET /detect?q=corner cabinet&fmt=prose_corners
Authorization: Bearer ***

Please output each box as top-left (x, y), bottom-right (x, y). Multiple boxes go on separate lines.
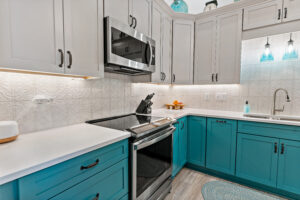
top-left (151, 2), bottom-right (172, 84)
top-left (194, 10), bottom-right (242, 84)
top-left (104, 0), bottom-right (152, 37)
top-left (172, 19), bottom-right (194, 85)
top-left (0, 0), bottom-right (103, 78)
top-left (206, 118), bottom-right (237, 175)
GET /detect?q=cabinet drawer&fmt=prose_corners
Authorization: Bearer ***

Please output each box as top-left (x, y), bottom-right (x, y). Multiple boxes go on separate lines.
top-left (19, 139), bottom-right (128, 200)
top-left (238, 121), bottom-right (300, 141)
top-left (51, 159), bottom-right (128, 200)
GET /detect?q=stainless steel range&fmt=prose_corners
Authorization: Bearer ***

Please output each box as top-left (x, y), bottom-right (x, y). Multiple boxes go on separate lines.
top-left (87, 113), bottom-right (175, 200)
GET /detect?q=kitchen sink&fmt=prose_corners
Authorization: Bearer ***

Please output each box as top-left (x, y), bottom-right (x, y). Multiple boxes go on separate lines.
top-left (243, 113), bottom-right (300, 122)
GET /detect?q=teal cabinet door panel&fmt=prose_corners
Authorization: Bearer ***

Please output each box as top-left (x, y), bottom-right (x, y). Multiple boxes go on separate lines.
top-left (51, 159), bottom-right (129, 200)
top-left (187, 116), bottom-right (207, 167)
top-left (0, 181), bottom-right (18, 200)
top-left (236, 133), bottom-right (279, 187)
top-left (172, 121), bottom-right (180, 177)
top-left (206, 118), bottom-right (237, 175)
top-left (277, 140), bottom-right (300, 194)
top-left (179, 117), bottom-right (188, 168)
top-left (119, 194), bottom-right (129, 200)
top-left (19, 139), bottom-right (128, 200)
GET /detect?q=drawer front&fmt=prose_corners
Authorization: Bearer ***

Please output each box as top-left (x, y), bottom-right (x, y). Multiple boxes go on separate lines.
top-left (51, 159), bottom-right (128, 200)
top-left (19, 139), bottom-right (128, 200)
top-left (238, 121), bottom-right (300, 141)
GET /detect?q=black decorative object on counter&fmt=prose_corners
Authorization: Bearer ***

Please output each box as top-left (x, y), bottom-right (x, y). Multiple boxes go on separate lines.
top-left (136, 93), bottom-right (155, 114)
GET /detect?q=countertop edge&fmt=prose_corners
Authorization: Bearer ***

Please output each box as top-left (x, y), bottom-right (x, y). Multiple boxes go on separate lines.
top-left (0, 133), bottom-right (130, 185)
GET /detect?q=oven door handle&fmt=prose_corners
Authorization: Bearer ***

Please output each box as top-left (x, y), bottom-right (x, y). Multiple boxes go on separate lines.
top-left (133, 126), bottom-right (175, 150)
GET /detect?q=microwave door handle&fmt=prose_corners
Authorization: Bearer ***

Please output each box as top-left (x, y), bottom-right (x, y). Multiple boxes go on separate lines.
top-left (147, 41), bottom-right (153, 66)
top-left (134, 126), bottom-right (175, 150)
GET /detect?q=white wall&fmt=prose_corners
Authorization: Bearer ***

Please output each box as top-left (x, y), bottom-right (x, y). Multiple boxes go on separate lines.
top-left (164, 0), bottom-right (234, 14)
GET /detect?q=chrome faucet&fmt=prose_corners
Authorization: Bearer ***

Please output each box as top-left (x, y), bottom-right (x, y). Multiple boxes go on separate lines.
top-left (271, 88), bottom-right (291, 116)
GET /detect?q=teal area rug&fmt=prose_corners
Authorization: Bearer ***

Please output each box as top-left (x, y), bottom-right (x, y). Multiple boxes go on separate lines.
top-left (202, 181), bottom-right (281, 200)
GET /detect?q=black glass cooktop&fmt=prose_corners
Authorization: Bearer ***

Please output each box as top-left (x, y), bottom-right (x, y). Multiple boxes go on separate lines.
top-left (86, 114), bottom-right (164, 131)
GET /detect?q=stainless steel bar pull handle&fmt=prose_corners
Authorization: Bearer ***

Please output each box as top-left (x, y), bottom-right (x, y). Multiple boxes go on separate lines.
top-left (67, 51), bottom-right (73, 69)
top-left (58, 49), bottom-right (64, 68)
top-left (278, 9), bottom-right (281, 20)
top-left (284, 8), bottom-right (287, 19)
top-left (212, 74), bottom-right (214, 82)
top-left (129, 15), bottom-right (134, 27)
top-left (173, 74), bottom-right (176, 83)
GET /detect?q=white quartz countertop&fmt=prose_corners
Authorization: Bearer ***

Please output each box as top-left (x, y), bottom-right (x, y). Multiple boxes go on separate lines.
top-left (152, 108), bottom-right (300, 127)
top-left (0, 123), bottom-right (130, 185)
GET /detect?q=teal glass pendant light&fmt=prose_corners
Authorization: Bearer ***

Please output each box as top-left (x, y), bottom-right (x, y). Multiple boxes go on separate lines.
top-left (171, 0), bottom-right (188, 13)
top-left (260, 37), bottom-right (274, 62)
top-left (283, 33), bottom-right (298, 60)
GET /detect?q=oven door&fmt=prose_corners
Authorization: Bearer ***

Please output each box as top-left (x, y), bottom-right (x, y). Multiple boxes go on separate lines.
top-left (131, 126), bottom-right (175, 200)
top-left (104, 17), bottom-right (155, 75)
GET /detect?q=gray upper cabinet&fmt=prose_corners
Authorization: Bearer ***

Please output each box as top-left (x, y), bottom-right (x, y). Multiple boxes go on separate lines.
top-left (104, 0), bottom-right (131, 26)
top-left (172, 19), bottom-right (194, 85)
top-left (282, 0), bottom-right (300, 23)
top-left (194, 10), bottom-right (242, 85)
top-left (243, 0), bottom-right (282, 30)
top-left (215, 10), bottom-right (242, 84)
top-left (0, 0), bottom-right (65, 74)
top-left (151, 2), bottom-right (172, 84)
top-left (131, 0), bottom-right (152, 37)
top-left (243, 0), bottom-right (300, 31)
top-left (194, 17), bottom-right (217, 85)
top-left (0, 0), bottom-right (103, 78)
top-left (104, 0), bottom-right (152, 36)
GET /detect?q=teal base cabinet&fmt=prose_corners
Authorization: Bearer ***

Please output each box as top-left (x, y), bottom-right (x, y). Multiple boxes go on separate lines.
top-left (277, 140), bottom-right (300, 195)
top-left (0, 181), bottom-right (18, 200)
top-left (236, 133), bottom-right (279, 187)
top-left (51, 159), bottom-right (128, 200)
top-left (172, 117), bottom-right (188, 177)
top-left (187, 116), bottom-right (206, 167)
top-left (206, 118), bottom-right (237, 175)
top-left (0, 139), bottom-right (129, 200)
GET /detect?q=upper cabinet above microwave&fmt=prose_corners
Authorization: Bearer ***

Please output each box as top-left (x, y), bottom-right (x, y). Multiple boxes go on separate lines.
top-left (104, 0), bottom-right (152, 37)
top-left (243, 0), bottom-right (300, 30)
top-left (0, 0), bottom-right (103, 78)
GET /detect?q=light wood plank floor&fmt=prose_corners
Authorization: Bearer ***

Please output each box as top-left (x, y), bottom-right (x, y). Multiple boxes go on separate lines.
top-left (165, 168), bottom-right (286, 200)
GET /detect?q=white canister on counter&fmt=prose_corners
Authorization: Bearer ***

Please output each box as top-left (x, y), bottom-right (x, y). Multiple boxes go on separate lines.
top-left (0, 121), bottom-right (19, 144)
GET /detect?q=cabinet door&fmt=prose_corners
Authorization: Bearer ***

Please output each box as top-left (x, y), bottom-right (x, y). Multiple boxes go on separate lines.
top-left (0, 0), bottom-right (64, 73)
top-left (243, 0), bottom-right (283, 30)
top-left (104, 0), bottom-right (130, 25)
top-left (179, 117), bottom-right (188, 168)
top-left (172, 20), bottom-right (194, 85)
top-left (282, 0), bottom-right (300, 22)
top-left (131, 0), bottom-right (152, 36)
top-left (161, 15), bottom-right (173, 84)
top-left (277, 140), bottom-right (300, 194)
top-left (172, 122), bottom-right (180, 177)
top-left (194, 17), bottom-right (216, 85)
top-left (206, 118), bottom-right (237, 175)
top-left (215, 10), bottom-right (242, 84)
top-left (51, 159), bottom-right (128, 200)
top-left (187, 116), bottom-right (207, 167)
top-left (236, 133), bottom-right (279, 187)
top-left (151, 2), bottom-right (163, 83)
top-left (63, 0), bottom-right (100, 77)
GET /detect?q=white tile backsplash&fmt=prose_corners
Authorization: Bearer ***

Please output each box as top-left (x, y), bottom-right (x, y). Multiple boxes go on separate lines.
top-left (1, 31), bottom-right (300, 133)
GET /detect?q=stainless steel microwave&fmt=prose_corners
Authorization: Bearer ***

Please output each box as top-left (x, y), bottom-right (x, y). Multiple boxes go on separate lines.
top-left (104, 17), bottom-right (156, 75)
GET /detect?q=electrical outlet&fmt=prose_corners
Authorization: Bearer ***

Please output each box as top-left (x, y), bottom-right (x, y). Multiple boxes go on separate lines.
top-left (216, 93), bottom-right (227, 102)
